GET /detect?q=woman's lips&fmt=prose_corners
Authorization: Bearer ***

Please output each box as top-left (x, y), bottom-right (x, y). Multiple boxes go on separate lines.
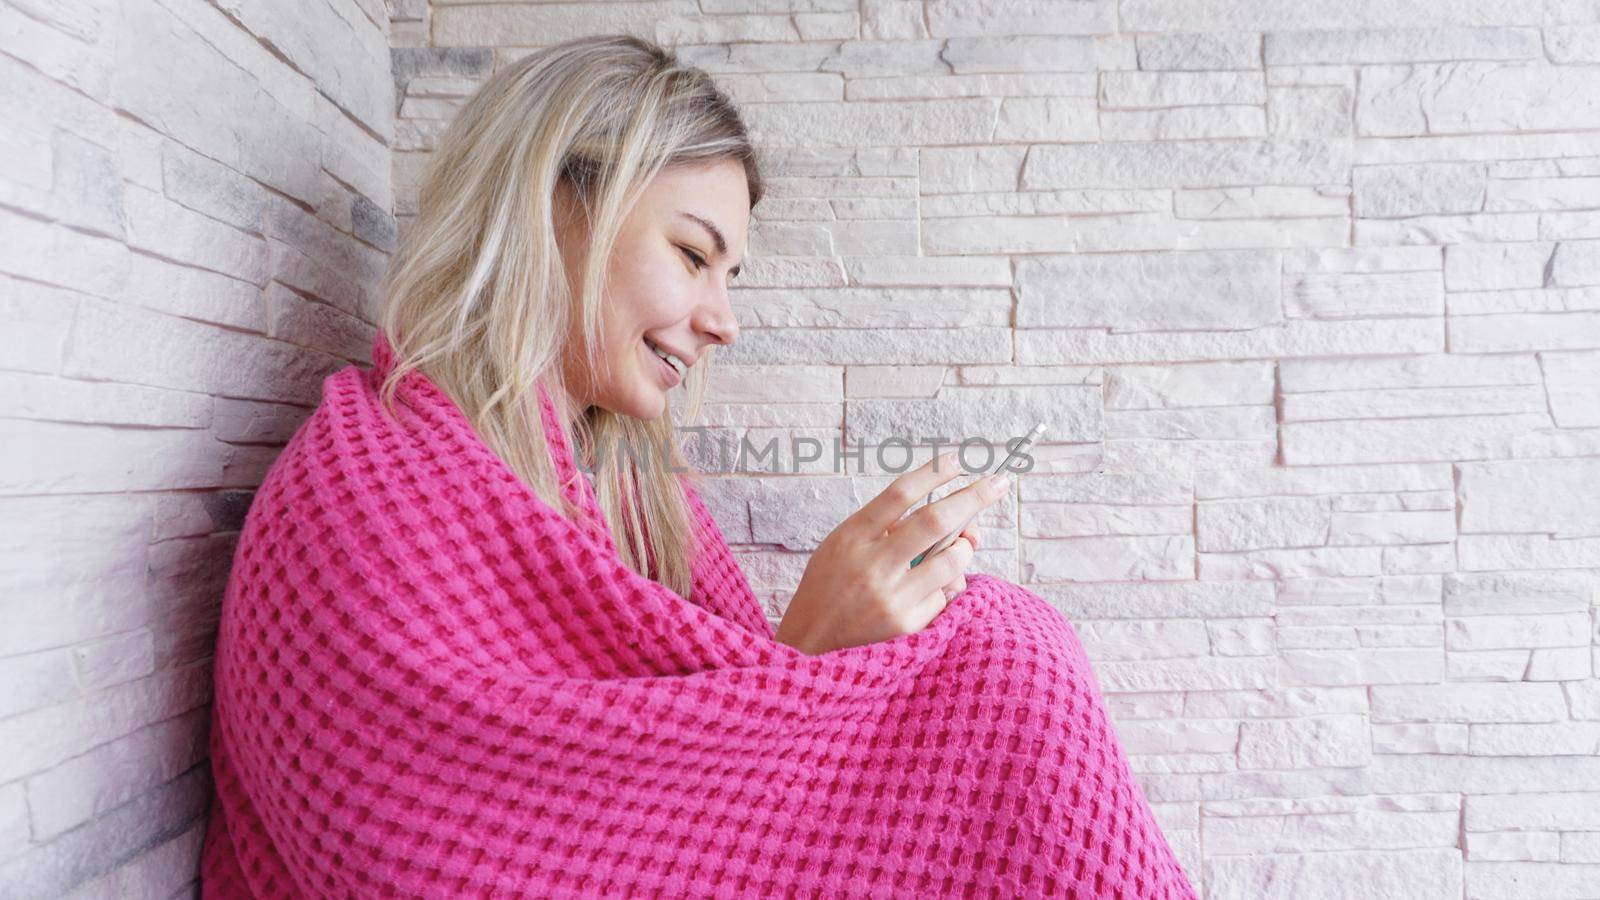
top-left (644, 338), bottom-right (682, 388)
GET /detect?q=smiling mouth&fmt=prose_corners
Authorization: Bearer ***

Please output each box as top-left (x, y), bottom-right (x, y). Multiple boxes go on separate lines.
top-left (643, 337), bottom-right (686, 385)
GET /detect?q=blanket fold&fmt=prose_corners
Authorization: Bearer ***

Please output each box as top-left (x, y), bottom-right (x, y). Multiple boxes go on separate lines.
top-left (199, 330), bottom-right (1198, 898)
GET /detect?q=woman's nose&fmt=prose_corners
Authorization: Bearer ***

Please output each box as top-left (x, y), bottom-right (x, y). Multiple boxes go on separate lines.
top-left (697, 287), bottom-right (739, 346)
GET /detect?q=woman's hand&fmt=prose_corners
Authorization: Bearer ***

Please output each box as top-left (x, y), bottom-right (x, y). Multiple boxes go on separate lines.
top-left (774, 451), bottom-right (1009, 656)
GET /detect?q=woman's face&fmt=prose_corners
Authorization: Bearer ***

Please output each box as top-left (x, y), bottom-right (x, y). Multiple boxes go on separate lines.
top-left (554, 158), bottom-right (748, 421)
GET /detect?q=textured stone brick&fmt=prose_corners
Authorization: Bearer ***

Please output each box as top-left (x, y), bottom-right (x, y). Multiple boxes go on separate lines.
top-left (1448, 310), bottom-right (1600, 353)
top-left (1025, 138), bottom-right (1351, 188)
top-left (1283, 382), bottom-right (1542, 421)
top-left (1017, 249), bottom-right (1281, 330)
top-left (1237, 714), bottom-right (1372, 769)
top-left (1198, 496), bottom-right (1331, 552)
top-left (1372, 683), bottom-right (1569, 723)
top-left (1548, 24), bottom-right (1600, 62)
top-left (1466, 792), bottom-right (1600, 831)
top-left (1467, 830), bottom-right (1562, 862)
top-left (994, 97), bottom-right (1098, 141)
top-left (736, 286), bottom-right (1010, 328)
top-left (1018, 315), bottom-right (1442, 365)
top-left (1096, 657), bottom-right (1277, 692)
top-left (1281, 413), bottom-right (1553, 466)
top-left (1177, 184), bottom-right (1348, 218)
top-left (1457, 533), bottom-right (1600, 572)
top-left (1101, 71), bottom-right (1267, 107)
top-left (1552, 239), bottom-right (1600, 287)
top-left (721, 326), bottom-right (1011, 366)
top-left (1353, 162), bottom-right (1488, 217)
top-left (1458, 458), bottom-right (1600, 537)
top-left (942, 35), bottom-right (1097, 73)
top-left (923, 0), bottom-right (1115, 37)
top-left (1284, 268), bottom-right (1442, 319)
top-left (743, 98), bottom-right (998, 148)
top-left (1105, 360), bottom-right (1275, 409)
top-left (1206, 848), bottom-right (1462, 899)
top-left (1541, 350), bottom-right (1600, 427)
top-left (1358, 62), bottom-right (1600, 136)
top-left (1444, 241), bottom-right (1554, 290)
top-left (1138, 32), bottom-right (1262, 70)
top-left (1267, 85), bottom-right (1352, 136)
top-left (1101, 105), bottom-right (1266, 141)
top-left (433, 1), bottom-right (698, 45)
top-left (0, 207), bottom-right (129, 299)
top-left (1265, 27), bottom-right (1543, 65)
top-left (1073, 619), bottom-right (1213, 660)
top-left (849, 390), bottom-right (1098, 461)
top-left (1373, 722), bottom-right (1470, 753)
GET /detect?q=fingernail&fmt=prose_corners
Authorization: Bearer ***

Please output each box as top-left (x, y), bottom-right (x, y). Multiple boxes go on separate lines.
top-left (986, 475), bottom-right (1011, 496)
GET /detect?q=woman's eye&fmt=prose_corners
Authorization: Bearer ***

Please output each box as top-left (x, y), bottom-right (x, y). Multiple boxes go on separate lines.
top-left (679, 246), bottom-right (707, 270)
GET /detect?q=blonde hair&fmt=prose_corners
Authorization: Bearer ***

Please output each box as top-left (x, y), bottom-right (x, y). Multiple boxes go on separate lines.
top-left (374, 34), bottom-right (765, 599)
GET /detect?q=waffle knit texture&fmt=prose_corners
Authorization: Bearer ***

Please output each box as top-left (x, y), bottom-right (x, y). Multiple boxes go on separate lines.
top-left (199, 330), bottom-right (1199, 898)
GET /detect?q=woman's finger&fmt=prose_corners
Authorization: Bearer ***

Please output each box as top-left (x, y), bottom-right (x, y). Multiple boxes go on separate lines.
top-left (902, 533), bottom-right (975, 599)
top-left (943, 573), bottom-right (967, 600)
top-left (889, 473), bottom-right (1006, 567)
top-left (851, 451), bottom-right (973, 537)
top-left (915, 584), bottom-right (953, 619)
top-left (947, 527), bottom-right (978, 592)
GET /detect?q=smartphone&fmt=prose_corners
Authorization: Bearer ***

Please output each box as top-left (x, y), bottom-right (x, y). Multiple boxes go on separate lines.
top-left (909, 422), bottom-right (1046, 569)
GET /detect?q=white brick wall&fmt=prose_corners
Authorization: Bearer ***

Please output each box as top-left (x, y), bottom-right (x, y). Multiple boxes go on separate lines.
top-left (390, 3), bottom-right (1600, 898)
top-left (0, 0), bottom-right (393, 894)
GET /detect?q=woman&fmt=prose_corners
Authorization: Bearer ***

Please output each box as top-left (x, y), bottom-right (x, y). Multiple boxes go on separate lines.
top-left (200, 34), bottom-right (1197, 898)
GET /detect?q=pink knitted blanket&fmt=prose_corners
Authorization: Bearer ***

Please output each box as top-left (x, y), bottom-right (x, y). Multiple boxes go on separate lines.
top-left (200, 330), bottom-right (1198, 898)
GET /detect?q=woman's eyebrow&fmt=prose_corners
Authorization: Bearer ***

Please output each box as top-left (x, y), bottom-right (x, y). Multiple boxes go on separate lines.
top-left (676, 211), bottom-right (742, 278)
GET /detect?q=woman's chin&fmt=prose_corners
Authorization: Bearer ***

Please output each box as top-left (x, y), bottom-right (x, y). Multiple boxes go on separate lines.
top-left (622, 387), bottom-right (669, 421)
top-left (585, 388), bottom-right (665, 422)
